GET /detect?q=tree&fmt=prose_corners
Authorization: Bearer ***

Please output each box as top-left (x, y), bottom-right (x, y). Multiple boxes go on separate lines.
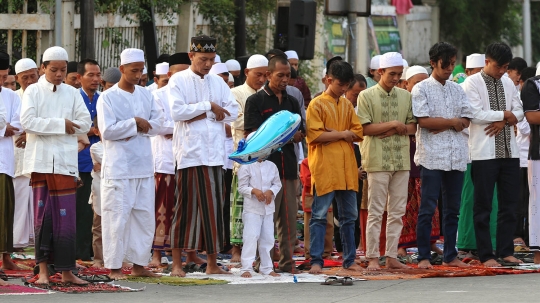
top-left (532, 2), bottom-right (540, 63)
top-left (439, 0), bottom-right (522, 54)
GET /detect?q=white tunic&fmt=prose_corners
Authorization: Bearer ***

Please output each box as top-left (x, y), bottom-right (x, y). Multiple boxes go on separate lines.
top-left (96, 84), bottom-right (163, 180)
top-left (231, 83), bottom-right (257, 148)
top-left (0, 88), bottom-right (22, 177)
top-left (21, 77), bottom-right (92, 177)
top-left (168, 68), bottom-right (238, 170)
top-left (14, 89), bottom-right (25, 177)
top-left (237, 160), bottom-right (282, 216)
top-left (90, 141), bottom-right (103, 216)
top-left (151, 86), bottom-right (175, 175)
top-left (517, 117), bottom-right (530, 168)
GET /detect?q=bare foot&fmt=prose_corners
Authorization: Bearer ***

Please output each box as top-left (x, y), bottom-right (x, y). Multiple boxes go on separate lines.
top-left (62, 271), bottom-right (88, 285)
top-left (231, 246), bottom-right (242, 263)
top-left (534, 252), bottom-right (540, 264)
top-left (345, 263), bottom-right (364, 272)
top-left (386, 257), bottom-right (411, 269)
top-left (431, 243), bottom-right (443, 255)
top-left (268, 271), bottom-right (280, 277)
top-left (170, 264), bottom-right (186, 277)
top-left (502, 256), bottom-right (523, 264)
top-left (205, 264), bottom-right (231, 275)
top-left (35, 274), bottom-right (50, 285)
top-left (483, 259), bottom-right (501, 267)
top-left (367, 258), bottom-right (381, 271)
top-left (0, 279), bottom-right (9, 286)
top-left (92, 261), bottom-right (104, 268)
top-left (109, 269), bottom-right (127, 280)
top-left (240, 271), bottom-right (252, 278)
top-left (1, 255), bottom-right (22, 270)
top-left (443, 258), bottom-right (470, 267)
top-left (148, 251), bottom-right (163, 268)
top-left (131, 264), bottom-right (160, 277)
top-left (418, 259), bottom-right (433, 269)
top-left (397, 248), bottom-right (407, 257)
top-left (186, 251), bottom-right (206, 265)
top-left (308, 264), bottom-right (323, 274)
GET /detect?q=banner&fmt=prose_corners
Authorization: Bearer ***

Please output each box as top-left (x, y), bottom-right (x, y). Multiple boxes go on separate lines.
top-left (367, 15), bottom-right (402, 58)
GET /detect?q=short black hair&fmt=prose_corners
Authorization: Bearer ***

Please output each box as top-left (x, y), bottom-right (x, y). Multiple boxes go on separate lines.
top-left (290, 67), bottom-right (297, 79)
top-left (268, 55), bottom-right (289, 72)
top-left (508, 57), bottom-right (527, 72)
top-left (156, 54), bottom-right (170, 64)
top-left (429, 42), bottom-right (457, 70)
top-left (485, 42), bottom-right (513, 66)
top-left (327, 60), bottom-right (354, 83)
top-left (519, 67), bottom-right (537, 82)
top-left (326, 56), bottom-right (343, 74)
top-left (348, 74), bottom-right (367, 89)
top-left (265, 49), bottom-right (287, 60)
top-left (77, 59), bottom-right (99, 75)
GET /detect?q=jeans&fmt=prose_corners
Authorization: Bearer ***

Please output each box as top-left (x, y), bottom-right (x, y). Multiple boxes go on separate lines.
top-left (310, 187), bottom-right (357, 268)
top-left (417, 167), bottom-right (464, 263)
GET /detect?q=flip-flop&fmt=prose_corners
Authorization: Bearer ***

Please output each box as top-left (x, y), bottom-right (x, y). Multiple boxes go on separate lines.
top-left (78, 274), bottom-right (114, 283)
top-left (430, 253), bottom-right (443, 265)
top-left (340, 276), bottom-right (354, 286)
top-left (320, 276), bottom-right (341, 286)
top-left (497, 258), bottom-right (521, 267)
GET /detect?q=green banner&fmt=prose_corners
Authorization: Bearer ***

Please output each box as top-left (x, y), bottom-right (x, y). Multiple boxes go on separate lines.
top-left (367, 15), bottom-right (402, 57)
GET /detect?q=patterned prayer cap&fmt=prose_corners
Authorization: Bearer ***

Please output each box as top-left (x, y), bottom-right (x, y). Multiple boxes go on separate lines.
top-left (190, 35), bottom-right (217, 53)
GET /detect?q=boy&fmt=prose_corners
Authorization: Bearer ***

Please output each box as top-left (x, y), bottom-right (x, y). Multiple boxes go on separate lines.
top-left (237, 150), bottom-right (282, 278)
top-left (306, 60), bottom-right (364, 274)
top-left (89, 116), bottom-right (104, 268)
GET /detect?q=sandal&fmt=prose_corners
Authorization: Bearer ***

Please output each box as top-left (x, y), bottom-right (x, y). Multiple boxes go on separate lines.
top-left (321, 276), bottom-right (341, 286)
top-left (78, 274), bottom-right (113, 283)
top-left (183, 262), bottom-right (204, 273)
top-left (340, 276), bottom-right (354, 286)
top-left (497, 258), bottom-right (521, 267)
top-left (430, 253), bottom-right (443, 265)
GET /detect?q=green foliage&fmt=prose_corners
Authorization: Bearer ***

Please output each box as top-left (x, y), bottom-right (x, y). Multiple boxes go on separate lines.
top-left (94, 0), bottom-right (185, 23)
top-left (196, 0), bottom-right (275, 60)
top-left (439, 0), bottom-right (522, 54)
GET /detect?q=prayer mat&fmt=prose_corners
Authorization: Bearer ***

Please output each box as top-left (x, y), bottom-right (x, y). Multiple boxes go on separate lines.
top-left (29, 282), bottom-right (145, 293)
top-left (184, 271), bottom-right (334, 285)
top-left (0, 284), bottom-right (50, 295)
top-left (127, 276), bottom-right (228, 286)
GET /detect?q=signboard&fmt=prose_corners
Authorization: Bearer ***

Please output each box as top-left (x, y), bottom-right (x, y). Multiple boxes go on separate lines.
top-left (367, 15), bottom-right (402, 57)
top-left (324, 0), bottom-right (371, 17)
top-left (323, 17), bottom-right (347, 60)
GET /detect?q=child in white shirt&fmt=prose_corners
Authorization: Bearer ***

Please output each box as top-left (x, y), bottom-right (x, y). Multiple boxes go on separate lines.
top-left (237, 157), bottom-right (282, 278)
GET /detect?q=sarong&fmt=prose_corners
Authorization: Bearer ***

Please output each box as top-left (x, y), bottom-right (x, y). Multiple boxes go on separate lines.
top-left (528, 161), bottom-right (540, 250)
top-left (457, 164), bottom-right (498, 250)
top-left (398, 177), bottom-right (440, 248)
top-left (153, 173), bottom-right (175, 250)
top-left (31, 173), bottom-right (77, 271)
top-left (171, 166), bottom-right (225, 254)
top-left (0, 174), bottom-right (15, 253)
top-left (230, 174), bottom-right (244, 245)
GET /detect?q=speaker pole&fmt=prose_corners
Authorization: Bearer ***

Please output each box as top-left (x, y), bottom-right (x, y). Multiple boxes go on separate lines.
top-left (347, 0), bottom-right (357, 71)
top-left (234, 0), bottom-right (247, 58)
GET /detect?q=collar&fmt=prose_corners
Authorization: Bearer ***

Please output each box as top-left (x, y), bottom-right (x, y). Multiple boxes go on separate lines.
top-left (262, 81), bottom-right (287, 98)
top-left (374, 83), bottom-right (396, 97)
top-left (188, 67), bottom-right (208, 80)
top-left (242, 83), bottom-right (257, 94)
top-left (481, 70), bottom-right (500, 82)
top-left (39, 76), bottom-right (57, 92)
top-left (428, 75), bottom-right (446, 87)
top-left (80, 87), bottom-right (99, 99)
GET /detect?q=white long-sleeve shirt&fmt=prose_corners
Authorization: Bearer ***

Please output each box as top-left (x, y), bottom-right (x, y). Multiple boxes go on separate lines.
top-left (517, 117), bottom-right (530, 167)
top-left (97, 84), bottom-right (163, 180)
top-left (151, 86), bottom-right (175, 175)
top-left (0, 88), bottom-right (22, 177)
top-left (462, 71), bottom-right (524, 160)
top-left (237, 160), bottom-right (282, 216)
top-left (21, 77), bottom-right (92, 177)
top-left (90, 141), bottom-right (103, 214)
top-left (231, 83), bottom-right (257, 148)
top-left (168, 68), bottom-right (238, 170)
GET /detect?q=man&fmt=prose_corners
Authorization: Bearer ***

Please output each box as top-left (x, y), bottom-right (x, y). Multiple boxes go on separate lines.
top-left (101, 67), bottom-right (121, 91)
top-left (168, 36), bottom-right (238, 276)
top-left (0, 51), bottom-right (23, 271)
top-left (3, 67), bottom-right (16, 90)
top-left (147, 54), bottom-right (170, 93)
top-left (74, 59), bottom-right (101, 261)
top-left (20, 46), bottom-right (91, 284)
top-left (462, 42), bottom-right (524, 267)
top-left (64, 61), bottom-right (80, 89)
top-left (465, 54), bottom-right (485, 76)
top-left (412, 42), bottom-right (473, 269)
top-left (225, 59), bottom-right (241, 86)
top-left (12, 58), bottom-right (39, 250)
top-left (209, 63), bottom-right (229, 83)
top-left (227, 73), bottom-right (235, 88)
top-left (229, 54), bottom-right (269, 262)
top-left (284, 50), bottom-right (312, 106)
top-left (244, 55), bottom-right (305, 273)
top-left (139, 65), bottom-right (149, 87)
top-left (366, 55), bottom-right (381, 88)
top-left (507, 57), bottom-right (528, 87)
top-left (357, 52), bottom-right (417, 271)
top-left (97, 48), bottom-right (162, 279)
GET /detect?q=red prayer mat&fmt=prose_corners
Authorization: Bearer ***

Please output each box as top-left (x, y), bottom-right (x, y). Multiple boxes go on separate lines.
top-left (0, 284), bottom-right (50, 295)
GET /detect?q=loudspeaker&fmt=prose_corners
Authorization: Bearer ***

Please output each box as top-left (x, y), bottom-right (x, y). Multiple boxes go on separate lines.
top-left (274, 0), bottom-right (316, 60)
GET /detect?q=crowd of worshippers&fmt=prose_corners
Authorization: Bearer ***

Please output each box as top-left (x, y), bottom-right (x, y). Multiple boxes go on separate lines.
top-left (2, 35), bottom-right (540, 285)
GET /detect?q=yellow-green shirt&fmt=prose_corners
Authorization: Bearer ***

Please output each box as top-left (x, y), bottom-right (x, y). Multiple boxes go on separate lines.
top-left (306, 92), bottom-right (363, 196)
top-left (356, 84), bottom-right (416, 172)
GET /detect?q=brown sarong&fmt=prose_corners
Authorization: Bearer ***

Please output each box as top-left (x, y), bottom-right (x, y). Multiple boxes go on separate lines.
top-left (0, 173), bottom-right (15, 253)
top-left (153, 173), bottom-right (175, 250)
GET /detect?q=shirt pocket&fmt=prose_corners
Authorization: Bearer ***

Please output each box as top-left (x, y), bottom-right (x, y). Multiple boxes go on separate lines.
top-left (182, 134), bottom-right (202, 160)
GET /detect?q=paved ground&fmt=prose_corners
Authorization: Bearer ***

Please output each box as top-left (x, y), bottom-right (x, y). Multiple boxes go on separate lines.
top-left (5, 273), bottom-right (540, 303)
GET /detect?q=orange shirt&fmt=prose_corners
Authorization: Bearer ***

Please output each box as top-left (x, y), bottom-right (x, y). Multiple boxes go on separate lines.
top-left (306, 92), bottom-right (363, 196)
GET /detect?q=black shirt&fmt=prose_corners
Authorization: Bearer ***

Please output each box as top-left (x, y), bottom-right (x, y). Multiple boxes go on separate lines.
top-left (522, 76), bottom-right (540, 160)
top-left (244, 82), bottom-right (305, 180)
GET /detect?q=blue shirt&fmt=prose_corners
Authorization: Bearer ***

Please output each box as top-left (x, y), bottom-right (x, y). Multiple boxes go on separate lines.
top-left (78, 88), bottom-right (100, 173)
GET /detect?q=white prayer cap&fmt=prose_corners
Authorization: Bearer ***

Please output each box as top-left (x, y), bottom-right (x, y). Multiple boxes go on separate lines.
top-left (43, 46), bottom-right (68, 61)
top-left (536, 61), bottom-right (540, 69)
top-left (155, 62), bottom-right (169, 75)
top-left (143, 65), bottom-right (147, 75)
top-left (370, 55), bottom-right (381, 69)
top-left (285, 50), bottom-right (299, 60)
top-left (466, 53), bottom-right (485, 69)
top-left (322, 68), bottom-right (327, 78)
top-left (228, 72), bottom-right (234, 83)
top-left (402, 59), bottom-right (409, 67)
top-left (209, 62), bottom-right (228, 75)
top-left (400, 66), bottom-right (409, 80)
top-left (246, 54), bottom-right (268, 69)
top-left (15, 58), bottom-right (37, 74)
top-left (225, 59), bottom-right (241, 71)
top-left (121, 48), bottom-right (144, 65)
top-left (405, 65), bottom-right (428, 80)
top-left (379, 52), bottom-right (403, 69)
top-left (215, 54), bottom-right (221, 63)
top-left (536, 66), bottom-right (540, 76)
